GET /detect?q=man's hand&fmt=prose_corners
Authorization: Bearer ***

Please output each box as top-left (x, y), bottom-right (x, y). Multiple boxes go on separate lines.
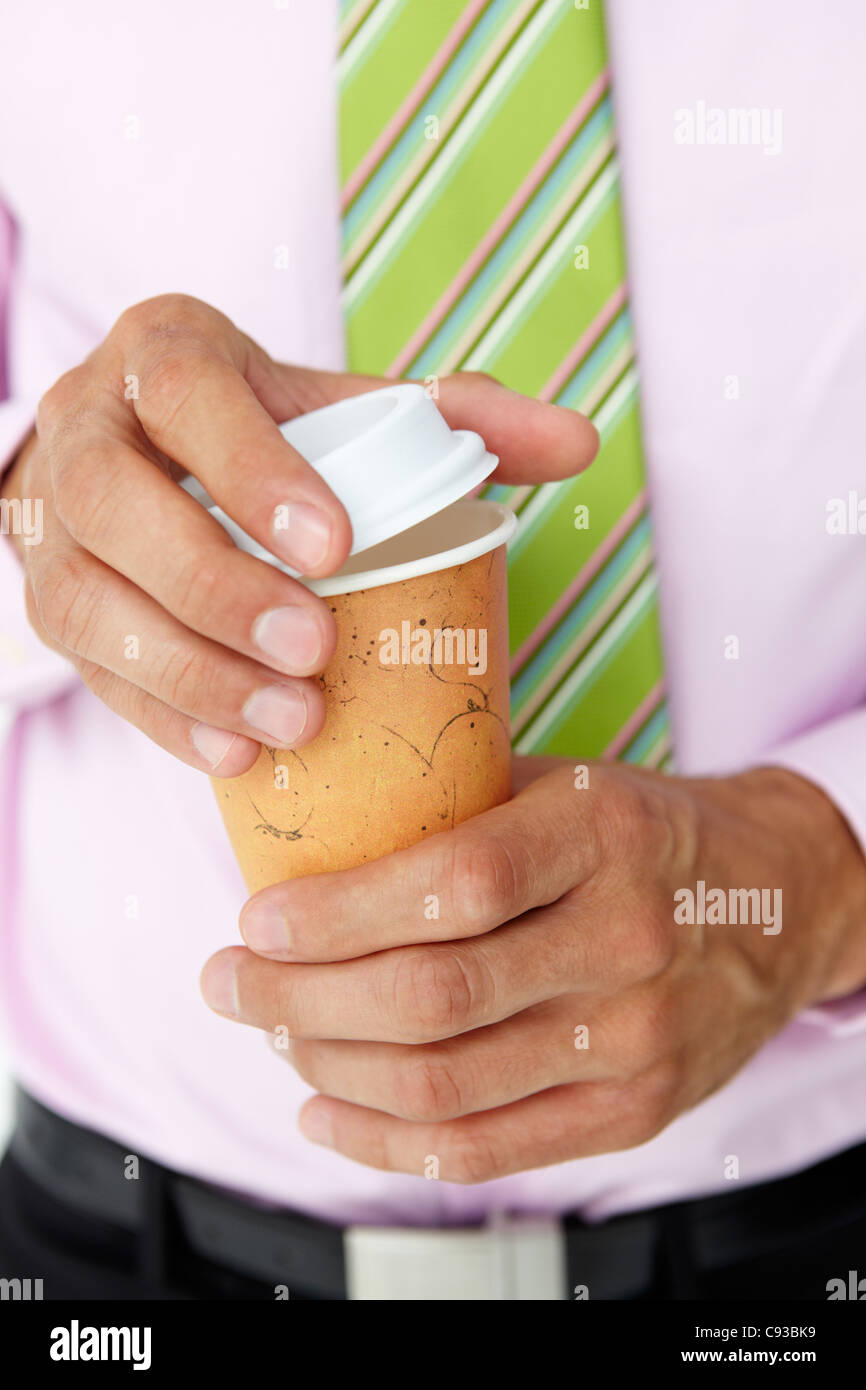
top-left (1, 292), bottom-right (597, 773)
top-left (201, 759), bottom-right (866, 1182)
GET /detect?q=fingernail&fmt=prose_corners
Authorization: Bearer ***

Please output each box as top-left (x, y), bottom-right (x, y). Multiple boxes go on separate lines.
top-left (241, 900), bottom-right (292, 956)
top-left (252, 605), bottom-right (323, 671)
top-left (202, 956), bottom-right (240, 1018)
top-left (191, 722), bottom-right (238, 771)
top-left (243, 684), bottom-right (309, 745)
top-left (272, 501), bottom-right (332, 572)
top-left (300, 1106), bottom-right (334, 1149)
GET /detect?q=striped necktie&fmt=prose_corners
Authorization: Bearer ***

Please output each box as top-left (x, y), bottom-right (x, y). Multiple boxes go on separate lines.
top-left (338, 0), bottom-right (672, 769)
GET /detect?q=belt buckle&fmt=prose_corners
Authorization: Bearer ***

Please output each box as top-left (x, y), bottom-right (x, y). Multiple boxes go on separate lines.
top-left (344, 1213), bottom-right (566, 1300)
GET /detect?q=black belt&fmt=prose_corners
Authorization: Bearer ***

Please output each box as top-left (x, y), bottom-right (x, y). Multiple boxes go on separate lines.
top-left (10, 1089), bottom-right (866, 1299)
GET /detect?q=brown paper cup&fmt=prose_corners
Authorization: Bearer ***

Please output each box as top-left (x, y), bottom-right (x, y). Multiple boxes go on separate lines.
top-left (212, 500), bottom-right (514, 893)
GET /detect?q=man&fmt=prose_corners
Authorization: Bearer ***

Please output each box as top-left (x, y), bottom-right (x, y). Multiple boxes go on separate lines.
top-left (0, 0), bottom-right (865, 1301)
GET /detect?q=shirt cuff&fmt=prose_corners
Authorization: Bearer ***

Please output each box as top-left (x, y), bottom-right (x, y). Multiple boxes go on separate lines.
top-left (0, 397), bottom-right (80, 710)
top-left (765, 706), bottom-right (866, 1035)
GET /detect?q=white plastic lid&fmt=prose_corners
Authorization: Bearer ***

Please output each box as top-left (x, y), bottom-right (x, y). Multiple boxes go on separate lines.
top-left (182, 383), bottom-right (498, 566)
top-left (276, 383), bottom-right (498, 556)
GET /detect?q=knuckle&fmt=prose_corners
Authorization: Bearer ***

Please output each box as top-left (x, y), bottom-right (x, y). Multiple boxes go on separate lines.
top-left (169, 553), bottom-right (227, 632)
top-left (447, 1128), bottom-right (507, 1185)
top-left (137, 349), bottom-right (208, 442)
top-left (151, 644), bottom-right (211, 714)
top-left (34, 551), bottom-right (98, 652)
top-left (603, 779), bottom-right (648, 850)
top-left (36, 368), bottom-right (90, 438)
top-left (115, 293), bottom-right (212, 342)
top-left (267, 965), bottom-right (300, 1034)
top-left (390, 947), bottom-right (481, 1041)
top-left (52, 442), bottom-right (119, 539)
top-left (616, 1068), bottom-right (680, 1148)
top-left (449, 836), bottom-right (518, 931)
top-left (226, 440), bottom-right (292, 490)
top-left (641, 787), bottom-right (680, 861)
top-left (603, 775), bottom-right (684, 868)
top-left (617, 993), bottom-right (671, 1074)
top-left (394, 1051), bottom-right (465, 1122)
top-left (631, 910), bottom-right (676, 980)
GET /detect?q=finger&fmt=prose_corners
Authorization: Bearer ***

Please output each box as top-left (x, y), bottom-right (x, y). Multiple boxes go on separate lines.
top-left (203, 905), bottom-right (595, 1044)
top-left (436, 372), bottom-right (599, 483)
top-left (293, 366), bottom-right (600, 486)
top-left (241, 357), bottom-right (388, 425)
top-left (119, 308), bottom-right (352, 577)
top-left (239, 764), bottom-right (600, 961)
top-left (280, 1002), bottom-right (609, 1121)
top-left (25, 556), bottom-right (259, 774)
top-left (76, 658), bottom-right (261, 774)
top-left (28, 536), bottom-right (325, 750)
top-left (297, 1072), bottom-right (667, 1181)
top-left (23, 552), bottom-right (257, 775)
top-left (51, 432), bottom-right (335, 678)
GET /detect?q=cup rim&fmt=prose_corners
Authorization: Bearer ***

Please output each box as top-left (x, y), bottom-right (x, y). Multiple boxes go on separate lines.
top-left (304, 499), bottom-right (516, 597)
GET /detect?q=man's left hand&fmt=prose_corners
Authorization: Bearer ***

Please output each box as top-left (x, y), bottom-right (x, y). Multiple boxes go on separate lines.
top-left (201, 758), bottom-right (866, 1182)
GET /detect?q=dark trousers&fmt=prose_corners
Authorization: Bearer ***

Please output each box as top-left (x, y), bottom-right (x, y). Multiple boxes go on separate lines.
top-left (1, 1141), bottom-right (865, 1301)
top-left (0, 1150), bottom-right (323, 1301)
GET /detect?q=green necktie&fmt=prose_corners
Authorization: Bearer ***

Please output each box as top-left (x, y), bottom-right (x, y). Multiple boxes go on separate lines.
top-left (338, 0), bottom-right (671, 768)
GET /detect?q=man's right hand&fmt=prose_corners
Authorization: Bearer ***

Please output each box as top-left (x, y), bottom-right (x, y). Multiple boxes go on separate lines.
top-left (0, 293), bottom-right (598, 774)
top-left (2, 293), bottom-right (366, 773)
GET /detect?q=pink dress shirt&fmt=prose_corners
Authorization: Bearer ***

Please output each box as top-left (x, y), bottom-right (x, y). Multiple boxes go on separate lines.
top-left (1, 0), bottom-right (865, 1227)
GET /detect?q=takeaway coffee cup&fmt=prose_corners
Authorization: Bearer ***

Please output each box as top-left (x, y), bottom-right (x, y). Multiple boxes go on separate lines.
top-left (191, 384), bottom-right (516, 893)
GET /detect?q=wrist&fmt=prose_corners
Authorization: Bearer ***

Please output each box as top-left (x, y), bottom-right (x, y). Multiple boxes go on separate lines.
top-left (736, 765), bottom-right (866, 1006)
